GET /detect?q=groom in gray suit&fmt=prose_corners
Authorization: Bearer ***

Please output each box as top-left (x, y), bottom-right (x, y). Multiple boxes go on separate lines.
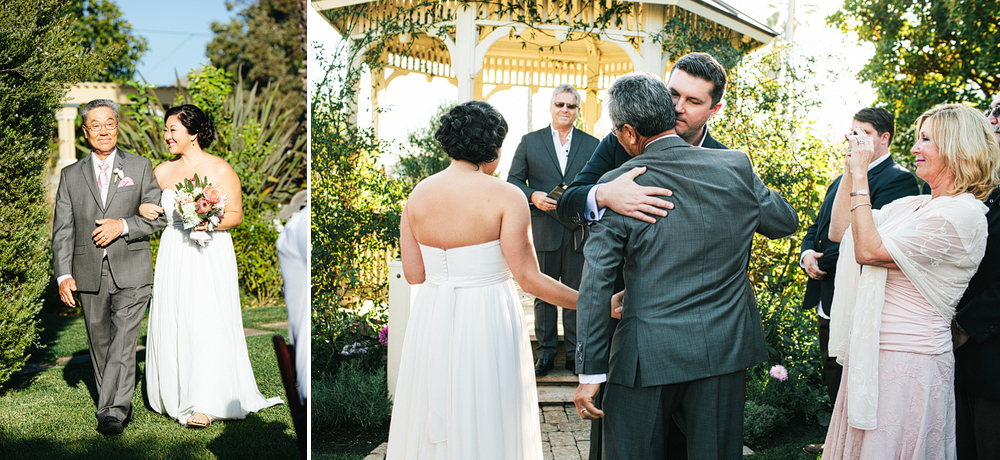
top-left (508, 84), bottom-right (600, 376)
top-left (52, 99), bottom-right (165, 435)
top-left (572, 73), bottom-right (798, 459)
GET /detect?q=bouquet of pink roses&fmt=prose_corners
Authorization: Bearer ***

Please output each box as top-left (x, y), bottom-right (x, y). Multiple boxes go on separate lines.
top-left (174, 174), bottom-right (227, 246)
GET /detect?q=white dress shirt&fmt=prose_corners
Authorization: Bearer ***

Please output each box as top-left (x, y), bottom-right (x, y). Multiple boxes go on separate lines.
top-left (551, 125), bottom-right (573, 175)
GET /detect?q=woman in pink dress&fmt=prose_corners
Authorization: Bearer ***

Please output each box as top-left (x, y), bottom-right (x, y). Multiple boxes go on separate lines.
top-left (823, 104), bottom-right (1000, 459)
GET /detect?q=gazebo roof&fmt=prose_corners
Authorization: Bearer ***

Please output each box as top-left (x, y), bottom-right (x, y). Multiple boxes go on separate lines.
top-left (313, 0), bottom-right (774, 92)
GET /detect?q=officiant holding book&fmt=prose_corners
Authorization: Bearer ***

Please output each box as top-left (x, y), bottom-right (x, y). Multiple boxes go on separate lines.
top-left (508, 84), bottom-right (600, 376)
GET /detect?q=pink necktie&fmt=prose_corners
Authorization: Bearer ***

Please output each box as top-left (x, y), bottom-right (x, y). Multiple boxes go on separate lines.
top-left (98, 162), bottom-right (110, 204)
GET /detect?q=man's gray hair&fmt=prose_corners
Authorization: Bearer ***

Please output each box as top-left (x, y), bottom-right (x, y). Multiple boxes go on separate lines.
top-left (606, 73), bottom-right (675, 137)
top-left (550, 84), bottom-right (582, 106)
top-left (80, 99), bottom-right (120, 123)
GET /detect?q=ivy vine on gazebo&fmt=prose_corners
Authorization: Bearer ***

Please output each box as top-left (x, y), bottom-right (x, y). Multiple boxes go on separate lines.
top-left (311, 0), bottom-right (775, 133)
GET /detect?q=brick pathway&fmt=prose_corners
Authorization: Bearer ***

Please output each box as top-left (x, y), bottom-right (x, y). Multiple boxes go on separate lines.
top-left (362, 403), bottom-right (592, 460)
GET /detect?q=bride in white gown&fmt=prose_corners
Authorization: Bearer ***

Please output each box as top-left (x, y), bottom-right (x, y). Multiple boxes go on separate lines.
top-left (140, 104), bottom-right (281, 427)
top-left (387, 101), bottom-right (578, 460)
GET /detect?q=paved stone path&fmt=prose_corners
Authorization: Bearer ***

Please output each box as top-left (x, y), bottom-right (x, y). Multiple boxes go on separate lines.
top-left (361, 403), bottom-right (592, 460)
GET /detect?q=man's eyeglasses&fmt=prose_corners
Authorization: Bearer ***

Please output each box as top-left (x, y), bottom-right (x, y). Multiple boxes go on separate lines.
top-left (984, 105), bottom-right (1000, 120)
top-left (85, 121), bottom-right (118, 132)
top-left (554, 102), bottom-right (579, 110)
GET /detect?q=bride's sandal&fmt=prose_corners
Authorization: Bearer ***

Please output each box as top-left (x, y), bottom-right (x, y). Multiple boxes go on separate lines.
top-left (187, 413), bottom-right (212, 428)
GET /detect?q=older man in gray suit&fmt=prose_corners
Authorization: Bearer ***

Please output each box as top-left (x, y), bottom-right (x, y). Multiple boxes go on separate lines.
top-left (508, 83), bottom-right (600, 376)
top-left (572, 73), bottom-right (798, 459)
top-left (52, 99), bottom-right (165, 435)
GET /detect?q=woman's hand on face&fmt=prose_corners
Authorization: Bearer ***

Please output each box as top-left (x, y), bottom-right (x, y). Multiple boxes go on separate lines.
top-left (845, 127), bottom-right (875, 174)
top-left (139, 203), bottom-right (164, 221)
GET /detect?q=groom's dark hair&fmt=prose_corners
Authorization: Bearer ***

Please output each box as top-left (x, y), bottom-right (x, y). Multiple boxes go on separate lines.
top-left (165, 104), bottom-right (217, 149)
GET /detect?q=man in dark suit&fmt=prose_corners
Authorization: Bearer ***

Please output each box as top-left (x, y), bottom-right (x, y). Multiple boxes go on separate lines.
top-left (572, 72), bottom-right (799, 459)
top-left (798, 107), bottom-right (918, 455)
top-left (52, 99), bottom-right (165, 435)
top-left (557, 52), bottom-right (731, 459)
top-left (952, 94), bottom-right (1000, 459)
top-left (508, 84), bottom-right (600, 376)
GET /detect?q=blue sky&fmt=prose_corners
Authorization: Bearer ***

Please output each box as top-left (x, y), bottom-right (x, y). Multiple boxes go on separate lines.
top-left (114, 1), bottom-right (239, 86)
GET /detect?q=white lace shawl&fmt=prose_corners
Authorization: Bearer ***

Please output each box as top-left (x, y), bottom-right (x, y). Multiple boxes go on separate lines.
top-left (829, 193), bottom-right (988, 430)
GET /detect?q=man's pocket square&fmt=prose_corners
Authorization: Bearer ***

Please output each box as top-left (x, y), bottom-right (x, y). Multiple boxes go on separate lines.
top-left (118, 177), bottom-right (134, 187)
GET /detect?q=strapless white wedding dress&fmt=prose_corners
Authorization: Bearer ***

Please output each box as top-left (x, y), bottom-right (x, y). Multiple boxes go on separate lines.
top-left (145, 188), bottom-right (282, 425)
top-left (386, 240), bottom-right (542, 460)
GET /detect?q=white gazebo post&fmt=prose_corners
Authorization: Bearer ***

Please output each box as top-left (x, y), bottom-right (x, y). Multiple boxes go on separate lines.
top-left (387, 259), bottom-right (415, 399)
top-left (55, 106), bottom-right (79, 175)
top-left (639, 4), bottom-right (666, 76)
top-left (453, 2), bottom-right (479, 102)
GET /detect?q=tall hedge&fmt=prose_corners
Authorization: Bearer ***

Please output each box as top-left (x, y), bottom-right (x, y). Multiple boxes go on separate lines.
top-left (0, 0), bottom-right (108, 384)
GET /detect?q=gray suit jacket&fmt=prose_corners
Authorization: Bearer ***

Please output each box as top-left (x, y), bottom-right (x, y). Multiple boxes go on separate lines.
top-left (576, 137), bottom-right (799, 387)
top-left (507, 126), bottom-right (599, 252)
top-left (52, 149), bottom-right (165, 291)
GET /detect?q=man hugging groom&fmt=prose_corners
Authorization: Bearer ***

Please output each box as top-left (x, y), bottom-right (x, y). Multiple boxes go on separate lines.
top-left (52, 99), bottom-right (165, 435)
top-left (572, 73), bottom-right (799, 459)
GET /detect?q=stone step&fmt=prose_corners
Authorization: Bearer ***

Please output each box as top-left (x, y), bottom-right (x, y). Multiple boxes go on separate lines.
top-left (537, 385), bottom-right (576, 405)
top-left (537, 368), bottom-right (578, 386)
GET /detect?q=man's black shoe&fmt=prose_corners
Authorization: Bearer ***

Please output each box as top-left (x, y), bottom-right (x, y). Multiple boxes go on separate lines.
top-left (534, 358), bottom-right (554, 376)
top-left (565, 360), bottom-right (576, 374)
top-left (98, 416), bottom-right (124, 436)
top-left (122, 406), bottom-right (134, 428)
top-left (803, 444), bottom-right (823, 455)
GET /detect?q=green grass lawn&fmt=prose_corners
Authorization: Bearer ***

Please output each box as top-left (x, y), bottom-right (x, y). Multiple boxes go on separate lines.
top-left (1, 306), bottom-right (298, 459)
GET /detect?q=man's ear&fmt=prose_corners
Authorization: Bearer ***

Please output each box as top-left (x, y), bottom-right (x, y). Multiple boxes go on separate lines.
top-left (880, 131), bottom-right (891, 146)
top-left (708, 102), bottom-right (723, 119)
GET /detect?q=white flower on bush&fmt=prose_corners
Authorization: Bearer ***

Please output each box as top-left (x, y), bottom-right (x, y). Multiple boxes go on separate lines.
top-left (341, 342), bottom-right (369, 355)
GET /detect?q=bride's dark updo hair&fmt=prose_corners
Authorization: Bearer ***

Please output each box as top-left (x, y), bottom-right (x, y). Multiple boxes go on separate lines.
top-left (435, 101), bottom-right (508, 166)
top-left (164, 104), bottom-right (216, 149)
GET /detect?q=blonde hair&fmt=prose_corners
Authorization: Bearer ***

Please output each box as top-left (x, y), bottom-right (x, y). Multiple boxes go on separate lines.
top-left (915, 104), bottom-right (1000, 200)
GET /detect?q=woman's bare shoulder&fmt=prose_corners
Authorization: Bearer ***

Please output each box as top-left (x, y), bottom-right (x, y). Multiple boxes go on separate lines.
top-left (491, 177), bottom-right (529, 206)
top-left (205, 155), bottom-right (237, 180)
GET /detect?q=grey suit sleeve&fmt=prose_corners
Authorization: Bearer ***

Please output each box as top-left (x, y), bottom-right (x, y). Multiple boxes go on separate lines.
top-left (576, 213), bottom-right (629, 375)
top-left (752, 168), bottom-right (799, 239)
top-left (506, 135), bottom-right (536, 201)
top-left (123, 158), bottom-right (166, 240)
top-left (51, 173), bottom-right (76, 280)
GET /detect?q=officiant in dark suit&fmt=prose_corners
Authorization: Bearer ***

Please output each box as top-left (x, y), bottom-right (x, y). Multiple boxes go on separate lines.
top-left (572, 72), bottom-right (798, 459)
top-left (507, 84), bottom-right (600, 376)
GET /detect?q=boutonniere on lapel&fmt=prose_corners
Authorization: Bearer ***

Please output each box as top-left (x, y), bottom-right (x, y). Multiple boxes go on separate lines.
top-left (114, 166), bottom-right (134, 187)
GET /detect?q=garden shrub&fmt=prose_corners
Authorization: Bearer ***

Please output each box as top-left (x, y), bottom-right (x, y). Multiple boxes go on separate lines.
top-left (743, 400), bottom-right (789, 446)
top-left (313, 360), bottom-right (393, 431)
top-left (713, 49), bottom-right (839, 432)
top-left (0, 0), bottom-right (108, 383)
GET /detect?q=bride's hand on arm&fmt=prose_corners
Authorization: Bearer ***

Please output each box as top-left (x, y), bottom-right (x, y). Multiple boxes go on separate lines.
top-left (611, 290), bottom-right (624, 319)
top-left (139, 203), bottom-right (163, 221)
top-left (500, 186), bottom-right (577, 309)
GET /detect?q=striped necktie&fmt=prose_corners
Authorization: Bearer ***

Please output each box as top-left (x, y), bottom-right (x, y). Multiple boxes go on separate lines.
top-left (98, 162), bottom-right (110, 204)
